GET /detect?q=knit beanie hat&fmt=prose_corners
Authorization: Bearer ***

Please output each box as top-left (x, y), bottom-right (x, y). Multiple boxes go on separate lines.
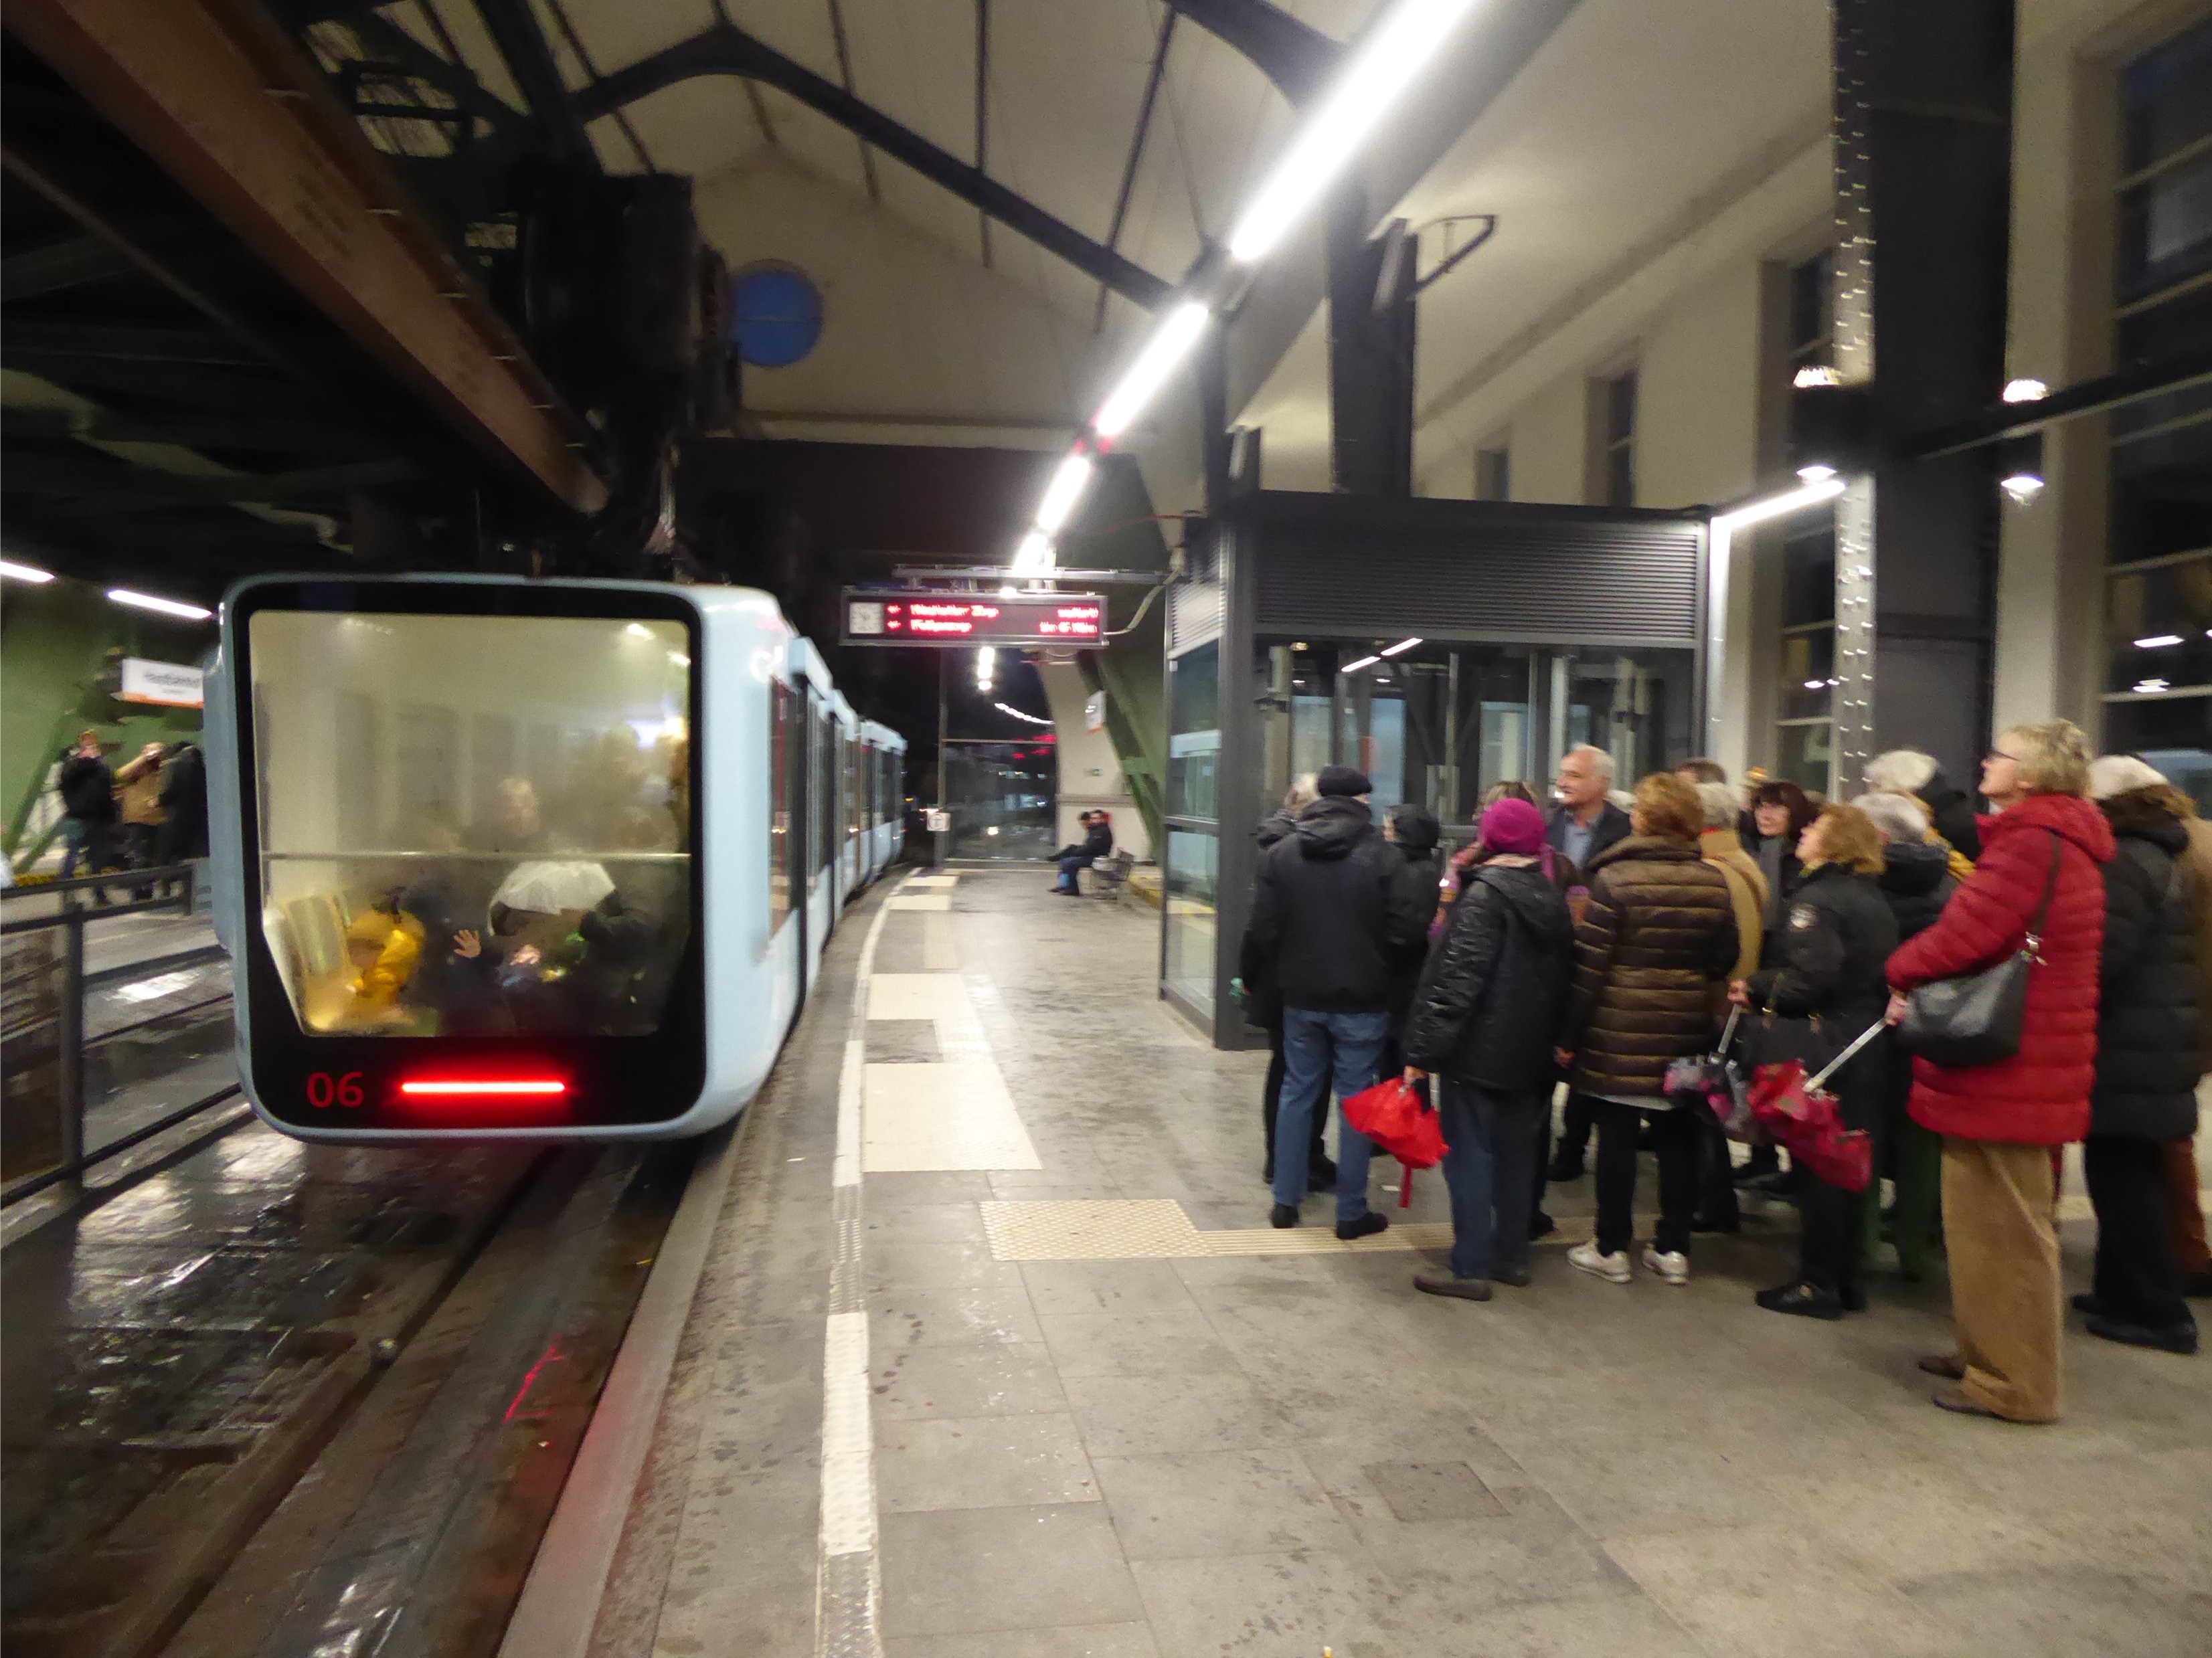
top-left (1478, 796), bottom-right (1546, 856)
top-left (1316, 765), bottom-right (1373, 799)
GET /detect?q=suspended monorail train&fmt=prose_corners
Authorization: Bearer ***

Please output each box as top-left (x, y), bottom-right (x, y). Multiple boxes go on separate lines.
top-left (205, 575), bottom-right (905, 1140)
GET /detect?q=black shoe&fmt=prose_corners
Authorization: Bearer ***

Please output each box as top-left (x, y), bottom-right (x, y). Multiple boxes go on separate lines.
top-left (1527, 1210), bottom-right (1557, 1241)
top-left (2085, 1314), bottom-right (2199, 1355)
top-left (1839, 1283), bottom-right (1867, 1313)
top-left (1743, 1168), bottom-right (1800, 1199)
top-left (1336, 1212), bottom-right (1389, 1242)
top-left (1414, 1273), bottom-right (1491, 1301)
top-left (2185, 1269), bottom-right (2212, 1300)
top-left (1545, 1153), bottom-right (1585, 1184)
top-left (2070, 1291), bottom-right (2105, 1317)
top-left (1690, 1212), bottom-right (1741, 1234)
top-left (1494, 1263), bottom-right (1533, 1288)
top-left (1733, 1151), bottom-right (1781, 1186)
top-left (1308, 1155), bottom-right (1338, 1191)
top-left (1270, 1203), bottom-right (1300, 1229)
top-left (1756, 1281), bottom-right (1844, 1320)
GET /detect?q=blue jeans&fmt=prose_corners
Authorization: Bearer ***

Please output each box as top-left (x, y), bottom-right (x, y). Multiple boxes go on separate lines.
top-left (60, 818), bottom-right (111, 892)
top-left (1437, 1082), bottom-right (1543, 1280)
top-left (1273, 1006), bottom-right (1389, 1221)
top-left (1055, 853), bottom-right (1088, 893)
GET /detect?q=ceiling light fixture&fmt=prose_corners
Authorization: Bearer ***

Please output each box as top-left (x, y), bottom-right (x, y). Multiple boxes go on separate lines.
top-left (1792, 365), bottom-right (1843, 389)
top-left (1011, 530), bottom-right (1053, 572)
top-left (1380, 636), bottom-right (1422, 656)
top-left (108, 587), bottom-right (212, 620)
top-left (1711, 474), bottom-right (1847, 536)
top-left (1341, 654), bottom-right (1382, 673)
top-left (1033, 453), bottom-right (1094, 535)
top-left (1796, 464), bottom-right (1837, 482)
top-left (1227, 0), bottom-right (1484, 262)
top-left (2134, 634), bottom-right (2185, 649)
top-left (2133, 678), bottom-right (2171, 694)
top-left (994, 703), bottom-right (1053, 726)
top-left (2002, 378), bottom-right (2049, 403)
top-left (1093, 302), bottom-right (1211, 439)
top-left (1, 559), bottom-right (56, 583)
top-left (1999, 472), bottom-right (2045, 504)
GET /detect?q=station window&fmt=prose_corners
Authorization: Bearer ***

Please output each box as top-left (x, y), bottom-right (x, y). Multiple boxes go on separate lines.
top-left (1768, 246), bottom-right (1838, 797)
top-left (769, 680), bottom-right (792, 930)
top-left (728, 265), bottom-right (823, 368)
top-left (2102, 18), bottom-right (2212, 812)
top-left (1474, 445), bottom-right (1511, 502)
top-left (1597, 369), bottom-right (1637, 507)
top-left (1163, 643), bottom-right (1222, 1020)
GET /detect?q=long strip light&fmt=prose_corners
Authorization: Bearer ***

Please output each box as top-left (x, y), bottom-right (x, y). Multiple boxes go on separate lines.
top-left (1228, 0), bottom-right (1485, 262)
top-left (1703, 472), bottom-right (1850, 759)
top-left (108, 587), bottom-right (213, 620)
top-left (1711, 473), bottom-right (1847, 535)
top-left (995, 702), bottom-right (1053, 726)
top-left (976, 645), bottom-right (997, 690)
top-left (1, 559), bottom-right (56, 583)
top-left (1010, 0), bottom-right (1488, 575)
top-left (1379, 636), bottom-right (1422, 656)
top-left (1341, 653), bottom-right (1382, 673)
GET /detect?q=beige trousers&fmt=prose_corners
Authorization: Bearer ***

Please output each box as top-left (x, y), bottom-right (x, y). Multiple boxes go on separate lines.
top-left (1941, 1137), bottom-right (2063, 1423)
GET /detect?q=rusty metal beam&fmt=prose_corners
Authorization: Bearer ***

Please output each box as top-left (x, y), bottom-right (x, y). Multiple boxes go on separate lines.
top-left (4, 0), bottom-right (608, 513)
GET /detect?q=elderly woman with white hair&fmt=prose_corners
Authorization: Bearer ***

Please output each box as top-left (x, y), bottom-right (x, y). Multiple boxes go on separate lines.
top-left (1865, 747), bottom-right (1982, 864)
top-left (2077, 755), bottom-right (2203, 1354)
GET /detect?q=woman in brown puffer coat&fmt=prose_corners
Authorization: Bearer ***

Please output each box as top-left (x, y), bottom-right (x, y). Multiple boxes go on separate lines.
top-left (1557, 772), bottom-right (1740, 1287)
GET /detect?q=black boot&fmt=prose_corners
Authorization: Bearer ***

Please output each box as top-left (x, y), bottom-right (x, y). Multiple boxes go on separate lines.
top-left (1756, 1281), bottom-right (1844, 1320)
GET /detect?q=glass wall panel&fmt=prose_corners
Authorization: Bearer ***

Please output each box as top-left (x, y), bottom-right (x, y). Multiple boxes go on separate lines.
top-left (1162, 827), bottom-right (1219, 1016)
top-left (1168, 642), bottom-right (1221, 821)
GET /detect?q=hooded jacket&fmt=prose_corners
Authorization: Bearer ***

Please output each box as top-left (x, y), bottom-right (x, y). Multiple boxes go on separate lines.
top-left (1402, 861), bottom-right (1575, 1092)
top-left (1877, 838), bottom-right (1956, 941)
top-left (1918, 768), bottom-right (1982, 863)
top-left (58, 751), bottom-right (116, 823)
top-left (1886, 792), bottom-right (2115, 1145)
top-left (1559, 835), bottom-right (1739, 1098)
top-left (2090, 787), bottom-right (2204, 1140)
top-left (1242, 795), bottom-right (1428, 1014)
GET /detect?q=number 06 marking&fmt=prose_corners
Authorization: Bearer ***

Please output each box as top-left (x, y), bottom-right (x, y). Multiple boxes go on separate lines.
top-left (307, 1071), bottom-right (367, 1108)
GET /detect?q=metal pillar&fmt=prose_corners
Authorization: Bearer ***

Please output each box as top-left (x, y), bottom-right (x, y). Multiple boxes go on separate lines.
top-left (1828, 0), bottom-right (2015, 794)
top-left (1327, 186), bottom-right (1416, 498)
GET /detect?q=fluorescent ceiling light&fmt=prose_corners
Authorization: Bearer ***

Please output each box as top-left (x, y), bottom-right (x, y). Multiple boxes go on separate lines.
top-left (2134, 678), bottom-right (2170, 694)
top-left (1227, 0), bottom-right (1483, 262)
top-left (1804, 680), bottom-right (1826, 690)
top-left (1796, 464), bottom-right (1837, 482)
top-left (2134, 634), bottom-right (2185, 649)
top-left (1711, 474), bottom-right (1847, 534)
top-left (1792, 365), bottom-right (1843, 389)
top-left (626, 622), bottom-right (653, 637)
top-left (1093, 302), bottom-right (1210, 439)
top-left (1, 559), bottom-right (56, 583)
top-left (1033, 453), bottom-right (1094, 535)
top-left (1999, 472), bottom-right (2045, 503)
top-left (1380, 636), bottom-right (1422, 656)
top-left (1011, 530), bottom-right (1053, 572)
top-left (108, 587), bottom-right (212, 620)
top-left (2002, 378), bottom-right (2049, 403)
top-left (994, 703), bottom-right (1053, 726)
top-left (1341, 654), bottom-right (1382, 673)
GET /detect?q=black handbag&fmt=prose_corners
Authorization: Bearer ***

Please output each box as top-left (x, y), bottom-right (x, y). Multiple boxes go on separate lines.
top-left (1896, 830), bottom-right (2061, 1068)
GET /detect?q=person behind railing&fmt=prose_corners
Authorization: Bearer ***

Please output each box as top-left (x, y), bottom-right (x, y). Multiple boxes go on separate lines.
top-left (114, 742), bottom-right (170, 901)
top-left (56, 729), bottom-right (119, 902)
top-left (1731, 804), bottom-right (1899, 1319)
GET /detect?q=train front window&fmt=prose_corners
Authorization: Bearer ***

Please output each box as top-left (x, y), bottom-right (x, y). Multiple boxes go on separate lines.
top-left (247, 611), bottom-right (694, 1039)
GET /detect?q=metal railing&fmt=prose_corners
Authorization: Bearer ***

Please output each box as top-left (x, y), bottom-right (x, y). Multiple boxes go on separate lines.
top-left (1, 864), bottom-right (243, 1205)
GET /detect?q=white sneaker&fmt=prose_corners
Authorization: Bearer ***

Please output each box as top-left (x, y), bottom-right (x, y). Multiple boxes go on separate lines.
top-left (1568, 1241), bottom-right (1632, 1283)
top-left (1642, 1246), bottom-right (1691, 1285)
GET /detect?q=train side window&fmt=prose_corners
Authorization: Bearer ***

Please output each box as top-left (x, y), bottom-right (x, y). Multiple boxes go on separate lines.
top-left (769, 679), bottom-right (790, 930)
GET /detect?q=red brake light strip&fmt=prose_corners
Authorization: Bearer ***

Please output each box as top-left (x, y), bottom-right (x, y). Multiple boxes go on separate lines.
top-left (400, 1079), bottom-right (566, 1097)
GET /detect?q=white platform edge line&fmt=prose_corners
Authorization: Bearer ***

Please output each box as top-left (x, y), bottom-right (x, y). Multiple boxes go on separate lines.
top-left (493, 1116), bottom-right (742, 1658)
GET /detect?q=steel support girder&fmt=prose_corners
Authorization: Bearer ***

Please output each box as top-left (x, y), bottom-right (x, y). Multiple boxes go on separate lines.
top-left (1165, 0), bottom-right (1337, 102)
top-left (4, 0), bottom-right (607, 513)
top-left (471, 0), bottom-right (597, 167)
top-left (575, 25), bottom-right (1172, 310)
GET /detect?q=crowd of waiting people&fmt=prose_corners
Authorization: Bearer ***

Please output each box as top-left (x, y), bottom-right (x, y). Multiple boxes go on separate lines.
top-left (52, 727), bottom-right (209, 899)
top-left (1237, 721), bottom-right (2209, 1424)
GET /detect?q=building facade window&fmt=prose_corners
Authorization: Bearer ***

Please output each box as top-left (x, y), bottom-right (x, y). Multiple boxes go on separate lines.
top-left (2102, 18), bottom-right (2212, 812)
top-left (1475, 445), bottom-right (1511, 502)
top-left (1599, 369), bottom-right (1637, 506)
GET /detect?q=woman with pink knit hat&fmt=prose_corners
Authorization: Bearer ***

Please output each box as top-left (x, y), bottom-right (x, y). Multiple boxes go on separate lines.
top-left (1400, 797), bottom-right (1578, 1298)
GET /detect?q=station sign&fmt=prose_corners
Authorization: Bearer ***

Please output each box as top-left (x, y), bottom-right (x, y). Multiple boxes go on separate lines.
top-left (118, 656), bottom-right (205, 707)
top-left (841, 590), bottom-right (1104, 648)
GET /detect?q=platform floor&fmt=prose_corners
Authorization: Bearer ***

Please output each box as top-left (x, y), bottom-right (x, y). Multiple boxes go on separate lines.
top-left (587, 868), bottom-right (2211, 1658)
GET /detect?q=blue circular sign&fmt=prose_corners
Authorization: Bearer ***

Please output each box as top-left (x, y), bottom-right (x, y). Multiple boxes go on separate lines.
top-left (728, 266), bottom-right (823, 368)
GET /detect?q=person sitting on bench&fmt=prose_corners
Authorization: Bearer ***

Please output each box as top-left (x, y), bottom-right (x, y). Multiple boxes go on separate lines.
top-left (1052, 810), bottom-right (1114, 895)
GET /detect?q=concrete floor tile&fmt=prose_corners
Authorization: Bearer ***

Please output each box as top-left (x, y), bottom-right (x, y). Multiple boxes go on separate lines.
top-left (1377, 1588), bottom-right (1710, 1658)
top-left (876, 1412), bottom-right (1100, 1512)
top-left (1037, 1311), bottom-right (1242, 1378)
top-left (867, 1238), bottom-right (1025, 1292)
top-left (873, 1341), bottom-right (1070, 1421)
top-left (1128, 1550), bottom-right (1389, 1657)
top-left (878, 1503), bottom-right (1144, 1638)
top-left (1020, 1260), bottom-right (1205, 1319)
top-left (1091, 1447), bottom-right (1355, 1560)
top-left (1058, 1372), bottom-right (1282, 1459)
top-left (1899, 1565), bottom-right (2212, 1657)
top-left (1348, 1486), bottom-right (1638, 1619)
top-left (868, 1171), bottom-right (997, 1204)
top-left (882, 1625), bottom-right (1161, 1658)
top-left (1497, 1430), bottom-right (1788, 1540)
top-left (867, 1202), bottom-right (991, 1247)
top-left (871, 1283), bottom-right (1042, 1350)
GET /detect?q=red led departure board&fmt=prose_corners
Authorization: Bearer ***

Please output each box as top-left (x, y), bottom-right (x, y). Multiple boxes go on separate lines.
top-left (841, 591), bottom-right (1106, 647)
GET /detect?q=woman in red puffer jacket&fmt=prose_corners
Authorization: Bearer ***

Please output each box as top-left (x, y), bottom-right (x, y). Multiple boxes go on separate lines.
top-left (1885, 719), bottom-right (2112, 1426)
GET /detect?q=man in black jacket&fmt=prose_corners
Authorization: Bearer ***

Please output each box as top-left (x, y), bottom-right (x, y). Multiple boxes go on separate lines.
top-left (1050, 810), bottom-right (1112, 895)
top-left (1243, 766), bottom-right (1427, 1236)
top-left (1402, 796), bottom-right (1573, 1297)
top-left (57, 729), bottom-right (118, 897)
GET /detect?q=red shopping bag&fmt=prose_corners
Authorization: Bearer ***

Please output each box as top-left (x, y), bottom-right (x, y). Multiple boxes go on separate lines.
top-left (1745, 1021), bottom-right (1883, 1193)
top-left (1341, 1077), bottom-right (1448, 1208)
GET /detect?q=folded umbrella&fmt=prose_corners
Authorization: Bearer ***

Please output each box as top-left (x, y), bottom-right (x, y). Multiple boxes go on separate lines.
top-left (1342, 1076), bottom-right (1448, 1209)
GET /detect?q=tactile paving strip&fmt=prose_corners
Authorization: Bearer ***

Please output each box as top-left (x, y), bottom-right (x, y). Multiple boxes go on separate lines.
top-left (979, 1198), bottom-right (1458, 1261)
